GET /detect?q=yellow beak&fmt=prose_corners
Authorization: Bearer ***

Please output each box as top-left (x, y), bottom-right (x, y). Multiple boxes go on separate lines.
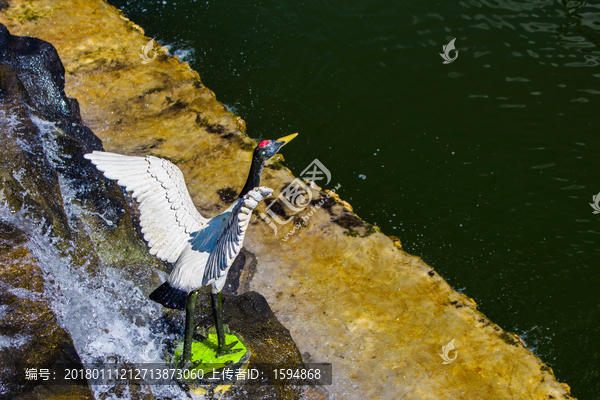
top-left (275, 133), bottom-right (298, 146)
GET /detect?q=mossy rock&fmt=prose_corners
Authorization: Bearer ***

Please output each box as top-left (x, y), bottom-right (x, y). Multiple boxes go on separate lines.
top-left (159, 290), bottom-right (304, 400)
top-left (169, 328), bottom-right (251, 388)
top-left (0, 221), bottom-right (93, 399)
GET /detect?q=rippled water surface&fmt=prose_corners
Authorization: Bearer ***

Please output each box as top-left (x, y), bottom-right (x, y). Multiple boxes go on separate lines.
top-left (109, 1), bottom-right (599, 397)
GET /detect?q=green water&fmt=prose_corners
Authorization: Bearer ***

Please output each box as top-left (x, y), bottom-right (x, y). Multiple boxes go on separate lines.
top-left (110, 1), bottom-right (599, 397)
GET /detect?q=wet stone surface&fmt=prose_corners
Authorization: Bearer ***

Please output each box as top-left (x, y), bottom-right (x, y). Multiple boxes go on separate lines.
top-left (0, 1), bottom-right (577, 399)
top-left (0, 221), bottom-right (93, 399)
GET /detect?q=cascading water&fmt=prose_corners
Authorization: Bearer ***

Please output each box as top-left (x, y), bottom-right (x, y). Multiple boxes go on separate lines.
top-left (1, 112), bottom-right (192, 399)
top-left (0, 22), bottom-right (310, 400)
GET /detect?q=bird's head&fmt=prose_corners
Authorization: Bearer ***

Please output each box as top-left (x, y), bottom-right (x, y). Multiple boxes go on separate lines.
top-left (253, 133), bottom-right (298, 163)
top-left (240, 133), bottom-right (298, 197)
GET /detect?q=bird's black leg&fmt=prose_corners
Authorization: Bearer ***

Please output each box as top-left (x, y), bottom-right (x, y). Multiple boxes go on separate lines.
top-left (211, 291), bottom-right (225, 356)
top-left (211, 291), bottom-right (241, 357)
top-left (181, 290), bottom-right (198, 367)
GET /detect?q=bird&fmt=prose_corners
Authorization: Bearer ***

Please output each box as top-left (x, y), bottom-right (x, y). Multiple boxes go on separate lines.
top-left (84, 132), bottom-right (297, 364)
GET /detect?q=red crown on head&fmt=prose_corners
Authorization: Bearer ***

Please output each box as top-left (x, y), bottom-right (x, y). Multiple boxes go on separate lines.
top-left (258, 140), bottom-right (270, 148)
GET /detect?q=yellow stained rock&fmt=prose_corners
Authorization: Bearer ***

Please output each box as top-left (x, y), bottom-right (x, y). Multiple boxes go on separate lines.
top-left (0, 1), bottom-right (575, 399)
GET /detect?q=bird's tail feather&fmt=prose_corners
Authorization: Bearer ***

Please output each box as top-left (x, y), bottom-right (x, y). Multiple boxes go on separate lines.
top-left (149, 282), bottom-right (188, 310)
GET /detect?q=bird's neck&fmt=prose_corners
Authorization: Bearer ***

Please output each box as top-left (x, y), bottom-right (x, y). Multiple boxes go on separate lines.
top-left (239, 156), bottom-right (264, 197)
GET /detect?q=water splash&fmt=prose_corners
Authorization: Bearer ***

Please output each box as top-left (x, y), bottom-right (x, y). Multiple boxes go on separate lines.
top-left (0, 114), bottom-right (190, 398)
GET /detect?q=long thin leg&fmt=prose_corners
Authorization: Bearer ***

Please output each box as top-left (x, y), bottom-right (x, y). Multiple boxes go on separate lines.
top-left (182, 290), bottom-right (198, 367)
top-left (211, 291), bottom-right (225, 355)
top-left (211, 291), bottom-right (241, 357)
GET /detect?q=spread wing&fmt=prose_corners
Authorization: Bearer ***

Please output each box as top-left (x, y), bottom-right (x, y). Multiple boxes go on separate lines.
top-left (202, 186), bottom-right (273, 285)
top-left (84, 151), bottom-right (208, 263)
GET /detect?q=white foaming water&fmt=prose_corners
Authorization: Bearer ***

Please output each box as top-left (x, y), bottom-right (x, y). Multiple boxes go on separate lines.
top-left (162, 42), bottom-right (196, 64)
top-left (0, 333), bottom-right (30, 350)
top-left (0, 116), bottom-right (191, 399)
top-left (174, 48), bottom-right (196, 63)
top-left (223, 103), bottom-right (240, 115)
top-left (1, 109), bottom-right (36, 155)
top-left (1, 202), bottom-right (188, 398)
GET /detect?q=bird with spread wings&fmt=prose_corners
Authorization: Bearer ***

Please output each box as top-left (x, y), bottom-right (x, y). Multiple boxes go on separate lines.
top-left (84, 133), bottom-right (296, 363)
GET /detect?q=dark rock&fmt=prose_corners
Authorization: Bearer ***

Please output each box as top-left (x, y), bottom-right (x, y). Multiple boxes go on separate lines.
top-left (222, 291), bottom-right (303, 400)
top-left (158, 290), bottom-right (304, 400)
top-left (0, 24), bottom-right (161, 399)
top-left (0, 23), bottom-right (162, 275)
top-left (0, 23), bottom-right (79, 126)
top-left (223, 247), bottom-right (257, 296)
top-left (224, 292), bottom-right (304, 400)
top-left (0, 221), bottom-right (93, 400)
top-left (0, 62), bottom-right (71, 239)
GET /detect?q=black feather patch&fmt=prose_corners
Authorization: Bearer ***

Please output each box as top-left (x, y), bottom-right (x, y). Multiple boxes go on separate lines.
top-left (149, 282), bottom-right (187, 310)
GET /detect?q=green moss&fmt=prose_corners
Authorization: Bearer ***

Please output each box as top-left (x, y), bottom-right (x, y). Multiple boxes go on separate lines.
top-left (157, 154), bottom-right (186, 165)
top-left (266, 160), bottom-right (285, 170)
top-left (498, 331), bottom-right (522, 347)
top-left (366, 224), bottom-right (379, 235)
top-left (240, 142), bottom-right (255, 152)
top-left (335, 213), bottom-right (376, 237)
top-left (17, 2), bottom-right (47, 23)
top-left (196, 115), bottom-right (211, 127)
top-left (173, 331), bottom-right (248, 373)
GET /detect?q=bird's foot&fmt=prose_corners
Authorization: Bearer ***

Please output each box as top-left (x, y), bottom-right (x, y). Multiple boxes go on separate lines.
top-left (216, 340), bottom-right (242, 358)
top-left (193, 326), bottom-right (208, 341)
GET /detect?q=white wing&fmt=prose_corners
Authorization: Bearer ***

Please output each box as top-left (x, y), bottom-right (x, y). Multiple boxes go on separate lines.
top-left (84, 151), bottom-right (208, 263)
top-left (166, 187), bottom-right (273, 292)
top-left (204, 186), bottom-right (273, 285)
